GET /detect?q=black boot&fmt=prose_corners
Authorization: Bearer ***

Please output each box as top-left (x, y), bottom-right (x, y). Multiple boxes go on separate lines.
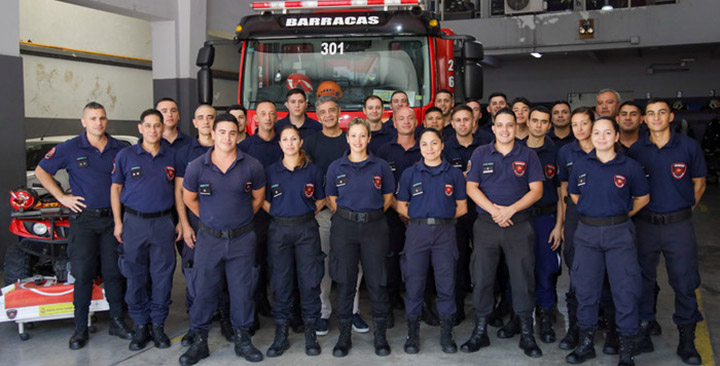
top-left (618, 334), bottom-right (636, 366)
top-left (219, 310), bottom-right (236, 342)
top-left (404, 315), bottom-right (421, 354)
top-left (538, 307), bottom-right (556, 344)
top-left (109, 317), bottom-right (134, 340)
top-left (181, 329), bottom-right (197, 347)
top-left (440, 315), bottom-right (457, 354)
top-left (497, 313), bottom-right (520, 339)
top-left (603, 316), bottom-right (620, 355)
top-left (635, 320), bottom-right (654, 354)
top-left (151, 323), bottom-right (171, 348)
top-left (234, 327), bottom-right (263, 362)
top-left (518, 315), bottom-right (543, 358)
top-left (460, 315), bottom-right (490, 353)
top-left (373, 316), bottom-right (391, 356)
top-left (421, 300), bottom-right (440, 326)
top-left (333, 318), bottom-right (352, 357)
top-left (566, 327), bottom-right (596, 364)
top-left (266, 320), bottom-right (290, 357)
top-left (303, 318), bottom-right (321, 356)
top-left (179, 331), bottom-right (210, 366)
top-left (648, 319), bottom-right (662, 336)
top-left (560, 290), bottom-right (579, 350)
top-left (69, 327), bottom-right (89, 350)
top-left (677, 324), bottom-right (702, 365)
top-left (129, 324), bottom-right (151, 351)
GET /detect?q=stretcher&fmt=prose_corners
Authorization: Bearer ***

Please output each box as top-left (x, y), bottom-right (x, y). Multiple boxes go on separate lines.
top-left (0, 276), bottom-right (109, 340)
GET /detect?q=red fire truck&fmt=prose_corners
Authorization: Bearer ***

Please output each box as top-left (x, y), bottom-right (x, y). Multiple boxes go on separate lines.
top-left (196, 0), bottom-right (483, 130)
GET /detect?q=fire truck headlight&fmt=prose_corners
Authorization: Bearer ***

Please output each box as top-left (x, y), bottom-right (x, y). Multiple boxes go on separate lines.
top-left (429, 19), bottom-right (438, 28)
top-left (32, 223), bottom-right (48, 236)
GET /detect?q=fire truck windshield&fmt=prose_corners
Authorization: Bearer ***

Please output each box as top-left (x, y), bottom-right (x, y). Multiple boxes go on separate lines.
top-left (241, 37), bottom-right (430, 112)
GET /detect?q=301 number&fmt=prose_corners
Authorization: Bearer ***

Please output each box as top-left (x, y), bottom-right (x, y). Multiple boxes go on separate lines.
top-left (320, 42), bottom-right (344, 55)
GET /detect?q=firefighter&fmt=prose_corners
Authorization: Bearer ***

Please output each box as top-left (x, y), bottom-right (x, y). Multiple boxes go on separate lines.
top-left (395, 128), bottom-right (468, 354)
top-left (35, 101), bottom-right (133, 350)
top-left (326, 118), bottom-right (395, 357)
top-left (179, 114), bottom-right (266, 365)
top-left (111, 109), bottom-right (178, 351)
top-left (565, 117), bottom-right (650, 366)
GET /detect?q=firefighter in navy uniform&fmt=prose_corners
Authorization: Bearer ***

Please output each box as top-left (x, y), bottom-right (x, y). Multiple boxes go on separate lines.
top-left (395, 128), bottom-right (467, 354)
top-left (111, 109), bottom-right (178, 351)
top-left (263, 125), bottom-right (326, 357)
top-left (565, 117), bottom-right (650, 366)
top-left (628, 98), bottom-right (707, 365)
top-left (35, 101), bottom-right (133, 349)
top-left (462, 108), bottom-right (544, 358)
top-left (179, 114), bottom-right (266, 365)
top-left (326, 118), bottom-right (395, 358)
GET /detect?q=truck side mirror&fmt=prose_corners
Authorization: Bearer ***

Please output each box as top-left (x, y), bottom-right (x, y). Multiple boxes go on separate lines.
top-left (196, 45), bottom-right (215, 105)
top-left (463, 62), bottom-right (483, 100)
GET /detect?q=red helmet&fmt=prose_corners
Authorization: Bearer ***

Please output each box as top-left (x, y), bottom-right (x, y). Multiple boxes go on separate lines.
top-left (286, 73), bottom-right (313, 93)
top-left (316, 81), bottom-right (343, 99)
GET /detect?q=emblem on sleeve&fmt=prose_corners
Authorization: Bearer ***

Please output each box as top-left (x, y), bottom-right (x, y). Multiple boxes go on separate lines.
top-left (614, 174), bottom-right (626, 188)
top-left (466, 159), bottom-right (472, 174)
top-left (671, 162), bottom-right (687, 179)
top-left (111, 158), bottom-right (116, 174)
top-left (304, 183), bottom-right (315, 198)
top-left (44, 146), bottom-right (56, 160)
top-left (373, 175), bottom-right (382, 190)
top-left (512, 161), bottom-right (527, 177)
top-left (165, 166), bottom-right (175, 181)
top-left (544, 164), bottom-right (557, 179)
top-left (244, 181), bottom-right (253, 192)
top-left (445, 184), bottom-right (454, 197)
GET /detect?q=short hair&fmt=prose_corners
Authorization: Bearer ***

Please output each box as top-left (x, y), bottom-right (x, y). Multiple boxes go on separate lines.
top-left (315, 96), bottom-right (338, 109)
top-left (226, 104), bottom-right (246, 115)
top-left (597, 88), bottom-right (621, 103)
top-left (435, 89), bottom-right (453, 98)
top-left (424, 106), bottom-right (442, 116)
top-left (487, 92), bottom-right (507, 103)
top-left (529, 105), bottom-right (551, 117)
top-left (83, 101), bottom-right (105, 111)
top-left (419, 127), bottom-right (443, 142)
top-left (570, 106), bottom-right (594, 121)
top-left (619, 101), bottom-right (644, 115)
top-left (465, 98), bottom-right (480, 105)
top-left (391, 90), bottom-right (408, 100)
top-left (363, 95), bottom-right (383, 107)
top-left (551, 100), bottom-right (571, 110)
top-left (140, 109), bottom-right (163, 123)
top-left (286, 88), bottom-right (307, 101)
top-left (511, 97), bottom-right (532, 108)
top-left (645, 97), bottom-right (671, 111)
top-left (494, 107), bottom-right (516, 122)
top-left (451, 105), bottom-right (473, 118)
top-left (347, 117), bottom-right (370, 135)
top-left (155, 97), bottom-right (177, 109)
top-left (213, 113), bottom-right (239, 130)
top-left (194, 104), bottom-right (215, 115)
top-left (256, 100), bottom-right (276, 109)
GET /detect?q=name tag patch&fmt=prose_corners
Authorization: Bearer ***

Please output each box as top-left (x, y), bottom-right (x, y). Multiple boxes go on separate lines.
top-left (271, 184), bottom-right (283, 198)
top-left (76, 156), bottom-right (89, 168)
top-left (335, 174), bottom-right (348, 187)
top-left (577, 173), bottom-right (587, 186)
top-left (412, 182), bottom-right (423, 196)
top-left (482, 162), bottom-right (494, 174)
top-left (199, 183), bottom-right (212, 195)
top-left (130, 166), bottom-right (142, 178)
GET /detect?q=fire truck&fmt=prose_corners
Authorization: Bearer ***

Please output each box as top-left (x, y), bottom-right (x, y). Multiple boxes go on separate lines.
top-left (196, 0), bottom-right (484, 130)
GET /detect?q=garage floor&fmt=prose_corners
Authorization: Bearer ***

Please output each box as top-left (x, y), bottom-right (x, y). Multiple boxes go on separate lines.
top-left (1, 185), bottom-right (719, 366)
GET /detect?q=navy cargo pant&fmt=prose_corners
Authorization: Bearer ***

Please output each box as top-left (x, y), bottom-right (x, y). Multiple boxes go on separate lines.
top-left (267, 218), bottom-right (324, 321)
top-left (119, 213), bottom-right (176, 325)
top-left (563, 201), bottom-right (580, 316)
top-left (572, 220), bottom-right (640, 336)
top-left (471, 217), bottom-right (535, 318)
top-left (533, 213), bottom-right (561, 310)
top-left (401, 221), bottom-right (458, 317)
top-left (190, 229), bottom-right (259, 331)
top-left (635, 217), bottom-right (703, 325)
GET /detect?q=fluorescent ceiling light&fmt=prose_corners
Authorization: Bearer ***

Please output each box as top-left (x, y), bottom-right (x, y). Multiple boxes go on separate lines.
top-left (530, 52), bottom-right (543, 58)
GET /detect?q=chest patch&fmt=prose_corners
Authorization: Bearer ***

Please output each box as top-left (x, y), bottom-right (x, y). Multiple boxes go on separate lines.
top-left (512, 161), bottom-right (527, 177)
top-left (388, 161), bottom-right (397, 172)
top-left (199, 183), bottom-right (212, 196)
top-left (304, 183), bottom-right (314, 198)
top-left (335, 174), bottom-right (347, 187)
top-left (544, 164), bottom-right (556, 180)
top-left (165, 166), bottom-right (175, 181)
top-left (451, 157), bottom-right (463, 169)
top-left (445, 184), bottom-right (454, 197)
top-left (412, 182), bottom-right (423, 196)
top-left (130, 166), bottom-right (143, 178)
top-left (482, 162), bottom-right (493, 174)
top-left (671, 162), bottom-right (687, 179)
top-left (614, 174), bottom-right (626, 188)
top-left (577, 173), bottom-right (587, 186)
top-left (373, 175), bottom-right (382, 190)
top-left (76, 156), bottom-right (89, 168)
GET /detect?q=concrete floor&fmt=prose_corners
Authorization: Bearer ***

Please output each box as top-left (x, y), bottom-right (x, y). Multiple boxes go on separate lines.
top-left (2, 185), bottom-right (719, 366)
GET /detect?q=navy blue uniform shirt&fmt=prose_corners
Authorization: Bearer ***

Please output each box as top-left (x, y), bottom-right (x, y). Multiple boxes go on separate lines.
top-left (112, 143), bottom-right (176, 212)
top-left (520, 136), bottom-right (560, 206)
top-left (239, 133), bottom-right (283, 168)
top-left (466, 142), bottom-right (544, 214)
top-left (568, 151), bottom-right (649, 218)
top-left (274, 115), bottom-right (322, 139)
top-left (163, 129), bottom-right (192, 151)
top-left (376, 140), bottom-right (422, 185)
top-left (303, 131), bottom-right (348, 176)
top-left (175, 138), bottom-right (212, 178)
top-left (396, 160), bottom-right (467, 219)
top-left (368, 123), bottom-right (397, 155)
top-left (443, 133), bottom-right (491, 172)
top-left (325, 153), bottom-right (395, 212)
top-left (628, 132), bottom-right (706, 213)
top-left (266, 161), bottom-right (325, 217)
top-left (548, 128), bottom-right (575, 149)
top-left (38, 133), bottom-right (126, 209)
top-left (557, 140), bottom-right (591, 183)
top-left (183, 147), bottom-right (266, 229)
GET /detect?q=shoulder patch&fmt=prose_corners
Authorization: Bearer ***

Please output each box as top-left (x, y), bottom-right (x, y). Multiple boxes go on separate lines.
top-left (44, 146), bottom-right (56, 160)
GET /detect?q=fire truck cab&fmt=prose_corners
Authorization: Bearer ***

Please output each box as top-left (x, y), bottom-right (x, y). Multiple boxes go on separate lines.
top-left (196, 0), bottom-right (484, 130)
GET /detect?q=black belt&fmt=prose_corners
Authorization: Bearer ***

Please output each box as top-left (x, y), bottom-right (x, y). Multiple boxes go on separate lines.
top-left (531, 204), bottom-right (557, 217)
top-left (409, 218), bottom-right (456, 225)
top-left (199, 221), bottom-right (254, 239)
top-left (635, 207), bottom-right (692, 225)
top-left (272, 212), bottom-right (315, 225)
top-left (564, 196), bottom-right (575, 206)
top-left (580, 214), bottom-right (629, 226)
top-left (335, 208), bottom-right (385, 223)
top-left (124, 206), bottom-right (173, 219)
top-left (82, 208), bottom-right (111, 217)
top-left (477, 210), bottom-right (532, 224)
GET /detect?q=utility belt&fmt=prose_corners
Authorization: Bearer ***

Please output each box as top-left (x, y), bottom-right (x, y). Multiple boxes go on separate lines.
top-left (635, 207), bottom-right (692, 225)
top-left (199, 221), bottom-right (254, 240)
top-left (272, 212), bottom-right (315, 225)
top-left (579, 214), bottom-right (629, 227)
top-left (477, 210), bottom-right (532, 224)
top-left (531, 204), bottom-right (557, 217)
top-left (335, 207), bottom-right (384, 223)
top-left (82, 208), bottom-right (112, 218)
top-left (124, 206), bottom-right (173, 219)
top-left (409, 217), bottom-right (456, 225)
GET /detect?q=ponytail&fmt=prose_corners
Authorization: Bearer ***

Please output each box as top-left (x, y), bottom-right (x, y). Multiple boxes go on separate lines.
top-left (298, 148), bottom-right (311, 168)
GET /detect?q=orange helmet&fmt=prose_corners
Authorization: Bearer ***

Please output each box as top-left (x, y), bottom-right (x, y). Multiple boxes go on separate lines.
top-left (316, 81), bottom-right (343, 99)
